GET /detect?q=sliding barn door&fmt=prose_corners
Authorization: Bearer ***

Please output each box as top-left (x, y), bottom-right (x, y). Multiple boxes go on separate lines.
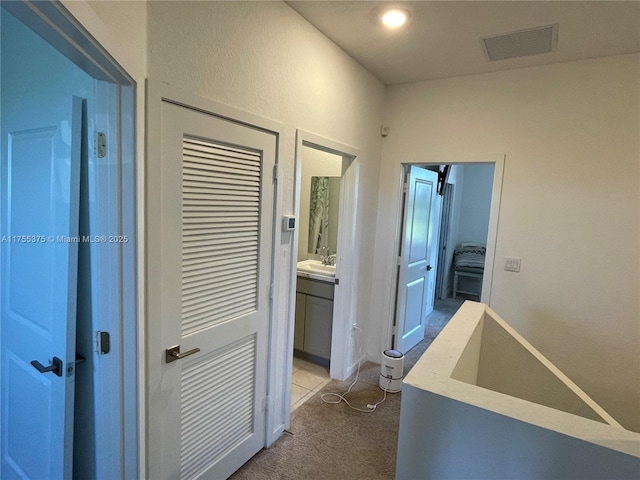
top-left (147, 99), bottom-right (276, 480)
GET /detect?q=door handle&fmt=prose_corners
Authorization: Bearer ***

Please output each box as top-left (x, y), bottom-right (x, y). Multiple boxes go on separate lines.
top-left (426, 265), bottom-right (433, 271)
top-left (165, 345), bottom-right (200, 363)
top-left (31, 357), bottom-right (63, 377)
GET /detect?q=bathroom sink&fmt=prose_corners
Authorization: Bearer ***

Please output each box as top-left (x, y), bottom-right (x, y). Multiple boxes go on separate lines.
top-left (296, 259), bottom-right (336, 277)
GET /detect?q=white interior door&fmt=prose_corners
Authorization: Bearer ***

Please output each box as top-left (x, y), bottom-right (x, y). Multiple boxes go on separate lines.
top-left (147, 100), bottom-right (275, 480)
top-left (0, 96), bottom-right (82, 479)
top-left (394, 166), bottom-right (440, 353)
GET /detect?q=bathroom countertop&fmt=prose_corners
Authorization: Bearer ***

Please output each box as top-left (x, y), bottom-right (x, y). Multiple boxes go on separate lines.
top-left (296, 271), bottom-right (336, 284)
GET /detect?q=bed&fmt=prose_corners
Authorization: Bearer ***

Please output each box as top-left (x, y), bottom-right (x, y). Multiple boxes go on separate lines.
top-left (453, 243), bottom-right (486, 299)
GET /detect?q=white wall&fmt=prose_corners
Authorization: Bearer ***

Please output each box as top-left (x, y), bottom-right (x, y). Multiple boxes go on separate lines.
top-left (456, 164), bottom-right (495, 246)
top-left (440, 163), bottom-right (494, 297)
top-left (298, 147), bottom-right (342, 262)
top-left (374, 54), bottom-right (640, 431)
top-left (397, 387), bottom-right (640, 480)
top-left (147, 0), bottom-right (385, 439)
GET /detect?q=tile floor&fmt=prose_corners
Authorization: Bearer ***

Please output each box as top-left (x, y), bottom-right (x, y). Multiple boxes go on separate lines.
top-left (290, 357), bottom-right (331, 412)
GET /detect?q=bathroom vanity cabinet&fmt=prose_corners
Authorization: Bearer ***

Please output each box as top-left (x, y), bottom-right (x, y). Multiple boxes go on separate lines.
top-left (294, 276), bottom-right (334, 365)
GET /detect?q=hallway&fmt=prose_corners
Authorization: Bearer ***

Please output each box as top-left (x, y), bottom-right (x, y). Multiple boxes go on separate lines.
top-left (232, 298), bottom-right (465, 479)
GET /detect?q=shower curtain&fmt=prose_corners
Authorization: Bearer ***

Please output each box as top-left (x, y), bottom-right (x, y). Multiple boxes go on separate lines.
top-left (308, 176), bottom-right (330, 255)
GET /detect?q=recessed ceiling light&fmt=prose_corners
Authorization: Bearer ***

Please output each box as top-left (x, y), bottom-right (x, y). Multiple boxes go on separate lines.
top-left (381, 8), bottom-right (409, 29)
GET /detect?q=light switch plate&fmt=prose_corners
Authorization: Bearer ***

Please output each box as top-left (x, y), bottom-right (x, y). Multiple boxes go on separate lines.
top-left (504, 256), bottom-right (521, 272)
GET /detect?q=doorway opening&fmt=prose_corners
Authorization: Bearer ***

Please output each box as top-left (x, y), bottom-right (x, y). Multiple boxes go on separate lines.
top-left (389, 157), bottom-right (504, 354)
top-left (289, 131), bottom-right (359, 411)
top-left (0, 2), bottom-right (137, 478)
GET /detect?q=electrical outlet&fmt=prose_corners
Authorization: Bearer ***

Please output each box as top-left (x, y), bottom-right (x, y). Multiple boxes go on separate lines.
top-left (504, 257), bottom-right (521, 272)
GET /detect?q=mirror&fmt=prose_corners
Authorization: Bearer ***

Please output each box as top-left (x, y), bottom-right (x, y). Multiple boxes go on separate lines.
top-left (298, 145), bottom-right (342, 261)
top-left (308, 176), bottom-right (340, 255)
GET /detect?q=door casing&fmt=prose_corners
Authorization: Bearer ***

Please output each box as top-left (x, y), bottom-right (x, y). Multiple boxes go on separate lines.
top-left (145, 80), bottom-right (286, 453)
top-left (292, 131), bottom-right (360, 384)
top-left (0, 1), bottom-right (138, 477)
top-left (385, 154), bottom-right (505, 350)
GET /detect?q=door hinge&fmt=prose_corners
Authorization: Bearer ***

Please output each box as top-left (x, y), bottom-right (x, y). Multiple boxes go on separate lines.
top-left (273, 164), bottom-right (278, 182)
top-left (397, 256), bottom-right (403, 266)
top-left (262, 396), bottom-right (269, 412)
top-left (97, 331), bottom-right (110, 354)
top-left (97, 132), bottom-right (107, 158)
top-left (269, 284), bottom-right (274, 300)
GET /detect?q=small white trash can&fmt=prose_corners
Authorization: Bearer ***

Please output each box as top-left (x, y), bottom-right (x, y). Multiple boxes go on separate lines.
top-left (379, 349), bottom-right (404, 393)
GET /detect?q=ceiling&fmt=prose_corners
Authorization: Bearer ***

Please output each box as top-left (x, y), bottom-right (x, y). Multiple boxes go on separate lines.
top-left (286, 1), bottom-right (640, 85)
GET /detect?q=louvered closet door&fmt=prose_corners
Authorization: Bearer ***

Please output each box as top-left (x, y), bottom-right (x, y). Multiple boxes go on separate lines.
top-left (150, 100), bottom-right (276, 480)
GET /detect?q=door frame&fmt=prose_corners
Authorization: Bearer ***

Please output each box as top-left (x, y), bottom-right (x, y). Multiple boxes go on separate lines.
top-left (145, 80), bottom-right (286, 454)
top-left (291, 131), bottom-right (359, 384)
top-left (0, 1), bottom-right (138, 477)
top-left (436, 182), bottom-right (454, 300)
top-left (385, 154), bottom-right (505, 349)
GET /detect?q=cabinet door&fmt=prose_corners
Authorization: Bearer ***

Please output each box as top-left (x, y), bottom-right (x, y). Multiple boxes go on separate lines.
top-left (303, 296), bottom-right (333, 360)
top-left (294, 293), bottom-right (306, 351)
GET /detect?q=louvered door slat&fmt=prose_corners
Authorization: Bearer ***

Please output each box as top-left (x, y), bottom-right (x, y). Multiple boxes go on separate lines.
top-left (183, 214), bottom-right (258, 222)
top-left (185, 237), bottom-right (258, 256)
top-left (180, 336), bottom-right (256, 479)
top-left (181, 267), bottom-right (257, 293)
top-left (183, 244), bottom-right (257, 262)
top-left (184, 154), bottom-right (260, 173)
top-left (183, 182), bottom-right (260, 196)
top-left (183, 302), bottom-right (257, 337)
top-left (182, 278), bottom-right (257, 305)
top-left (184, 154), bottom-right (260, 174)
top-left (185, 232), bottom-right (258, 248)
top-left (182, 255), bottom-right (257, 273)
top-left (182, 286), bottom-right (257, 316)
top-left (184, 138), bottom-right (261, 163)
top-left (183, 172), bottom-right (259, 185)
top-left (184, 205), bottom-right (258, 214)
top-left (182, 197), bottom-right (258, 206)
top-left (181, 136), bottom-right (261, 337)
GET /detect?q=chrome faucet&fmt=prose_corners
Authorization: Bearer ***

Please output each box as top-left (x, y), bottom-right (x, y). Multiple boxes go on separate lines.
top-left (320, 247), bottom-right (335, 266)
top-left (320, 247), bottom-right (329, 265)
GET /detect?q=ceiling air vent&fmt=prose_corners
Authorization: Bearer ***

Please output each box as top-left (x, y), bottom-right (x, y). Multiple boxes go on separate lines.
top-left (481, 24), bottom-right (559, 61)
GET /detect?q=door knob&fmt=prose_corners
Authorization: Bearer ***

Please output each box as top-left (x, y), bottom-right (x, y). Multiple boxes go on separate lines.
top-left (31, 357), bottom-right (63, 377)
top-left (426, 265), bottom-right (432, 271)
top-left (166, 345), bottom-right (201, 363)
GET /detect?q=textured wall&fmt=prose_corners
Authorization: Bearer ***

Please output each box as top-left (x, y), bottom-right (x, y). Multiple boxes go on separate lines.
top-left (456, 164), bottom-right (495, 246)
top-left (374, 54), bottom-right (640, 431)
top-left (147, 0), bottom-right (385, 437)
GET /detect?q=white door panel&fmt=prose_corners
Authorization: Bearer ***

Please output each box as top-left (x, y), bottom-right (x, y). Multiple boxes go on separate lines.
top-left (148, 100), bottom-right (275, 480)
top-left (1, 97), bottom-right (82, 480)
top-left (394, 166), bottom-right (440, 353)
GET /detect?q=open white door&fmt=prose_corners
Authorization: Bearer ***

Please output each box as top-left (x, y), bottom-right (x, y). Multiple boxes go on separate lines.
top-left (394, 166), bottom-right (440, 353)
top-left (147, 99), bottom-right (275, 479)
top-left (0, 96), bottom-right (82, 479)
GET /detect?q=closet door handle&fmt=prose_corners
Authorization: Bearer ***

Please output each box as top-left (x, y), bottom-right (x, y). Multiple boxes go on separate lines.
top-left (31, 357), bottom-right (63, 377)
top-left (165, 345), bottom-right (200, 363)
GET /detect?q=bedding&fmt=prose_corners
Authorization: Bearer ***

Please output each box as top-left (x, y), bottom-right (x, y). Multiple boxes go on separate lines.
top-left (454, 245), bottom-right (486, 271)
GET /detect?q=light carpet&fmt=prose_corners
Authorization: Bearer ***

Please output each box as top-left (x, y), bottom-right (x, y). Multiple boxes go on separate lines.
top-left (231, 298), bottom-right (464, 480)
